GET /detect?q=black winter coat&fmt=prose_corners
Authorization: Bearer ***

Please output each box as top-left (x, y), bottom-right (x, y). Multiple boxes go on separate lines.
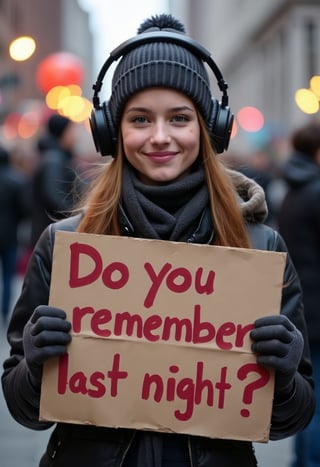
top-left (1, 215), bottom-right (314, 467)
top-left (278, 151), bottom-right (320, 343)
top-left (1, 171), bottom-right (314, 466)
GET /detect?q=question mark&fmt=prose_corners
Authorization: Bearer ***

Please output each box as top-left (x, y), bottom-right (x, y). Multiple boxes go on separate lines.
top-left (237, 363), bottom-right (270, 417)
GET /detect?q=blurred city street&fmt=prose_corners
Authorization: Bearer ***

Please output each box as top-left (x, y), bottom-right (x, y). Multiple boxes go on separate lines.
top-left (0, 1), bottom-right (318, 465)
top-left (0, 276), bottom-right (294, 467)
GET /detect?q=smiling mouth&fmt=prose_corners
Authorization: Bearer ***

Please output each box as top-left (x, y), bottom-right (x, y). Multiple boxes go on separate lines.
top-left (147, 151), bottom-right (177, 157)
top-left (146, 152), bottom-right (178, 162)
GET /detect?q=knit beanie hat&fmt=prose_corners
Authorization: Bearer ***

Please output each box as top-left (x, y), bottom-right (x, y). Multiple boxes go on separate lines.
top-left (47, 114), bottom-right (71, 139)
top-left (109, 14), bottom-right (212, 127)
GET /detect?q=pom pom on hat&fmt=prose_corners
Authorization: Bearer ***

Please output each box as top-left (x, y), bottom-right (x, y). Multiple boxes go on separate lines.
top-left (137, 14), bottom-right (186, 33)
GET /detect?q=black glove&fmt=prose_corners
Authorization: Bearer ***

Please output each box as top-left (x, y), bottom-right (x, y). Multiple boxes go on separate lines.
top-left (250, 315), bottom-right (304, 398)
top-left (23, 305), bottom-right (72, 388)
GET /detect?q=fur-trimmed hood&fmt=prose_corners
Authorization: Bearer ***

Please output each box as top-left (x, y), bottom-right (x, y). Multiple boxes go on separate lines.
top-left (227, 169), bottom-right (268, 223)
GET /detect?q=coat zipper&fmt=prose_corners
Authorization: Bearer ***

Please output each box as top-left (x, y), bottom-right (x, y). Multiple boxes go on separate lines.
top-left (188, 436), bottom-right (194, 467)
top-left (119, 431), bottom-right (136, 467)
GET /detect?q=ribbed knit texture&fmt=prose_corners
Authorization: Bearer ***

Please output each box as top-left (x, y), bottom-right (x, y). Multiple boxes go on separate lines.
top-left (109, 41), bottom-right (212, 126)
top-left (121, 161), bottom-right (210, 242)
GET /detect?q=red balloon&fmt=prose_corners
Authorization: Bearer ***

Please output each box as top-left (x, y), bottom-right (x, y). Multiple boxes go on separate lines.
top-left (36, 52), bottom-right (84, 94)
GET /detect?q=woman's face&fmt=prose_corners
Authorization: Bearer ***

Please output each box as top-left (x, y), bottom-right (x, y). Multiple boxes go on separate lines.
top-left (121, 88), bottom-right (200, 185)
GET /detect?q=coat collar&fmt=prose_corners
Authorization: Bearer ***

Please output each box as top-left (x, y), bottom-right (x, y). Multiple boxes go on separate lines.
top-left (118, 169), bottom-right (268, 239)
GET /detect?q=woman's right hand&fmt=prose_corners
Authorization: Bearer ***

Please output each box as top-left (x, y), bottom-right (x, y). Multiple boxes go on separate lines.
top-left (23, 305), bottom-right (72, 387)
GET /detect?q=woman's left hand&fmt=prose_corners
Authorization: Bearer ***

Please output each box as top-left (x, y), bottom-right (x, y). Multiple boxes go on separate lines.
top-left (250, 315), bottom-right (304, 396)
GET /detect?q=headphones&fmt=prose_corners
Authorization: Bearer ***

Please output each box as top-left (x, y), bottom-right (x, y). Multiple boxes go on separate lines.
top-left (90, 31), bottom-right (234, 156)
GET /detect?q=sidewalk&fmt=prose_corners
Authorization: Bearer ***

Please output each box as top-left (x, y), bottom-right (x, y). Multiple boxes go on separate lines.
top-left (0, 275), bottom-right (294, 466)
top-left (0, 323), bottom-right (53, 466)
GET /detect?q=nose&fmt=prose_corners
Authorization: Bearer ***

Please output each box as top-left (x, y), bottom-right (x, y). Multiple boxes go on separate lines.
top-left (150, 120), bottom-right (171, 145)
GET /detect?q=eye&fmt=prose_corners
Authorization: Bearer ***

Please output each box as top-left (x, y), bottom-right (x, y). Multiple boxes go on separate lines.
top-left (132, 115), bottom-right (148, 124)
top-left (171, 114), bottom-right (189, 123)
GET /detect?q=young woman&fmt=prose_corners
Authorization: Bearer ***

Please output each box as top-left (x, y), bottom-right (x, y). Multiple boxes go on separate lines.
top-left (1, 14), bottom-right (314, 467)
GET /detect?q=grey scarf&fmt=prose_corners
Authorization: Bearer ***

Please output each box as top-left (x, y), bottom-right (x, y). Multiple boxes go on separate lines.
top-left (121, 162), bottom-right (210, 241)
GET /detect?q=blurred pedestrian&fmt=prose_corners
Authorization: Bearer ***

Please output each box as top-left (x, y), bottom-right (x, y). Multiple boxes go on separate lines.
top-left (0, 146), bottom-right (31, 324)
top-left (278, 120), bottom-right (320, 467)
top-left (31, 114), bottom-right (82, 247)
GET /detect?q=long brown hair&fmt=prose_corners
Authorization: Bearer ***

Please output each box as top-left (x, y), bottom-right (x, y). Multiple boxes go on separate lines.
top-left (77, 115), bottom-right (250, 248)
top-left (76, 151), bottom-right (123, 235)
top-left (198, 114), bottom-right (251, 248)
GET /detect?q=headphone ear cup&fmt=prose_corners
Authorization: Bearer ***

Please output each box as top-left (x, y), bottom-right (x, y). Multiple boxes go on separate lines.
top-left (89, 102), bottom-right (117, 157)
top-left (207, 99), bottom-right (234, 153)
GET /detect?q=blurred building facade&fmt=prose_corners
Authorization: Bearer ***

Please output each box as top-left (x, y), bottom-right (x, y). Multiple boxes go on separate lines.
top-left (1, 0), bottom-right (320, 154)
top-left (0, 0), bottom-right (93, 120)
top-left (170, 0), bottom-right (320, 152)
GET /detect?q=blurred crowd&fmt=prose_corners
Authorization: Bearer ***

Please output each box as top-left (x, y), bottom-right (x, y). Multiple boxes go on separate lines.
top-left (0, 113), bottom-right (101, 326)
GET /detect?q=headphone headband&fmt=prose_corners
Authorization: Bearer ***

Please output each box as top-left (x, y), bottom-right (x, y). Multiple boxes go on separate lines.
top-left (92, 31), bottom-right (229, 108)
top-left (90, 29), bottom-right (234, 156)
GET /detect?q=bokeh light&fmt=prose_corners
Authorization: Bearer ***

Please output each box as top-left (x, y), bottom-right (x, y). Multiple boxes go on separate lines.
top-left (45, 84), bottom-right (93, 122)
top-left (310, 76), bottom-right (320, 98)
top-left (18, 111), bottom-right (40, 139)
top-left (46, 86), bottom-right (72, 110)
top-left (9, 36), bottom-right (36, 61)
top-left (295, 88), bottom-right (319, 114)
top-left (59, 96), bottom-right (93, 122)
top-left (36, 52), bottom-right (84, 94)
top-left (237, 106), bottom-right (264, 132)
top-left (3, 112), bottom-right (21, 139)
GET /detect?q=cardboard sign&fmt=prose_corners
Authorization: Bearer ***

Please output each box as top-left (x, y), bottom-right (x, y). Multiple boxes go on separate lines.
top-left (40, 231), bottom-right (286, 442)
